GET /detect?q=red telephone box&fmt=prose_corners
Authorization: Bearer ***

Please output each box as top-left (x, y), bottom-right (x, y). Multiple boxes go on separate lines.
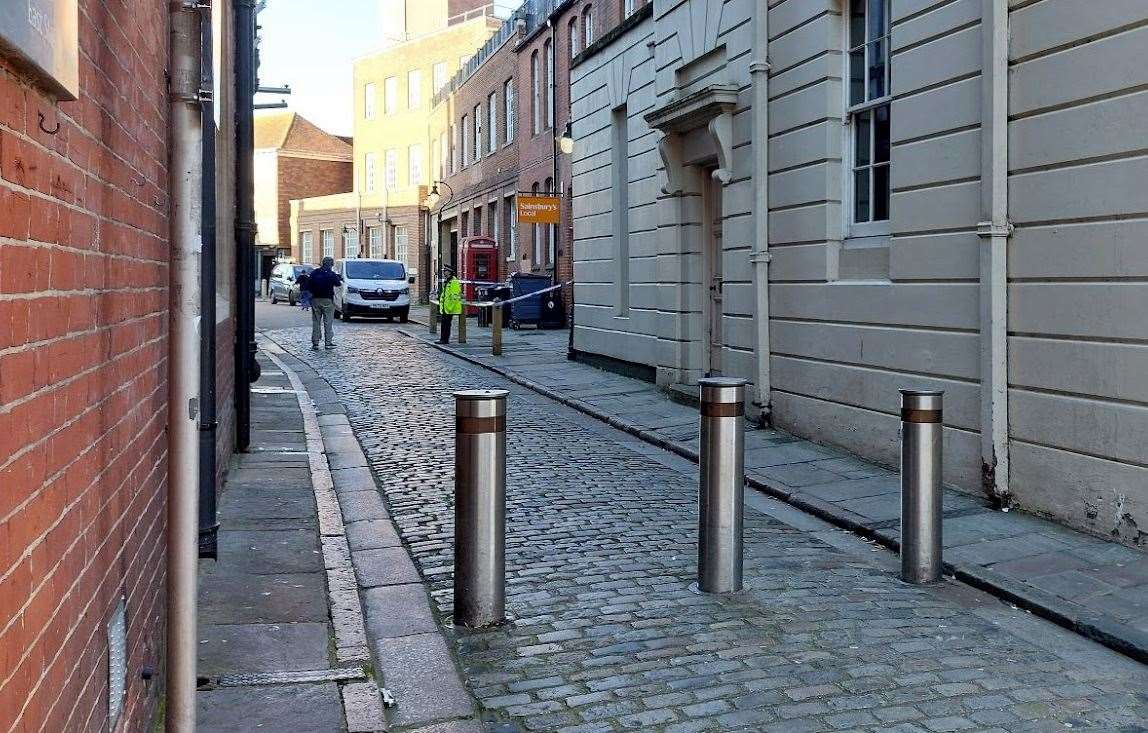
top-left (459, 236), bottom-right (499, 316)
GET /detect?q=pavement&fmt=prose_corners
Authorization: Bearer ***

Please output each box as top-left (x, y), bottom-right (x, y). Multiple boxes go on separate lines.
top-left (258, 322), bottom-right (1148, 732)
top-left (196, 350), bottom-right (388, 732)
top-left (395, 305), bottom-right (1148, 667)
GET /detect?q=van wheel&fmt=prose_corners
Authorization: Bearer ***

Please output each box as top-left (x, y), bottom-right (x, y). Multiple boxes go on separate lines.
top-left (288, 292), bottom-right (296, 306)
top-left (270, 292), bottom-right (278, 305)
top-left (399, 308), bottom-right (409, 323)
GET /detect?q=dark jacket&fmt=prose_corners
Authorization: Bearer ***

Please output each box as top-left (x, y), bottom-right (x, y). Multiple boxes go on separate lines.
top-left (305, 267), bottom-right (342, 299)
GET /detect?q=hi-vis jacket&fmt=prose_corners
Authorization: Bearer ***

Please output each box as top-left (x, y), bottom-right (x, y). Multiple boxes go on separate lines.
top-left (440, 278), bottom-right (463, 315)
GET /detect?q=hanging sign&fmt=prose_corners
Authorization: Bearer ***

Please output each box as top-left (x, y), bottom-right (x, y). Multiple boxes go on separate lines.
top-left (517, 195), bottom-right (561, 224)
top-left (0, 0), bottom-right (79, 100)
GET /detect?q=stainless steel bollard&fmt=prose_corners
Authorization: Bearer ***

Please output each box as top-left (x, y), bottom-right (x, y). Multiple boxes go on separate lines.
top-left (491, 300), bottom-right (503, 356)
top-left (453, 389), bottom-right (508, 626)
top-left (697, 378), bottom-right (747, 593)
top-left (900, 390), bottom-right (944, 584)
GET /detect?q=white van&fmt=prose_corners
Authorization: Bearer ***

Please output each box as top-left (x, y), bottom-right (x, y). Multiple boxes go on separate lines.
top-left (332, 258), bottom-right (413, 322)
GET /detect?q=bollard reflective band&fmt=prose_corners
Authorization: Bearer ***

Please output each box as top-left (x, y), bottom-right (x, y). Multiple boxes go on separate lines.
top-left (456, 415), bottom-right (506, 434)
top-left (702, 402), bottom-right (744, 418)
top-left (901, 408), bottom-right (942, 424)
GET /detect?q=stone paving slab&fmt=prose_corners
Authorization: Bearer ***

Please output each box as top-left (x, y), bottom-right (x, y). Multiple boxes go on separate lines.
top-left (394, 313), bottom-right (1148, 665)
top-left (197, 683), bottom-right (345, 732)
top-left (197, 623), bottom-right (331, 676)
top-left (266, 325), bottom-right (1148, 732)
top-left (375, 633), bottom-right (476, 728)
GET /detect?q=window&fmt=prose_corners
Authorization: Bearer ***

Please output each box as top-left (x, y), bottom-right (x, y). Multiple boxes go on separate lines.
top-left (364, 82), bottom-right (376, 120)
top-left (504, 79), bottom-right (514, 143)
top-left (321, 229), bottom-right (335, 259)
top-left (407, 69), bottom-right (422, 109)
top-left (531, 182), bottom-right (541, 263)
top-left (409, 144), bottom-right (423, 185)
top-left (384, 76), bottom-right (398, 114)
top-left (301, 231), bottom-right (314, 263)
top-left (394, 225), bottom-right (409, 264)
top-left (531, 51), bottom-right (540, 134)
top-left (545, 177), bottom-right (555, 264)
top-left (343, 228), bottom-right (359, 258)
top-left (544, 41), bottom-right (554, 129)
top-left (384, 149), bottom-right (398, 189)
top-left (364, 152), bottom-right (377, 192)
top-left (461, 114), bottom-right (469, 165)
top-left (612, 106), bottom-right (629, 314)
top-left (487, 92), bottom-right (497, 154)
top-left (473, 103), bottom-right (482, 161)
top-left (847, 0), bottom-right (891, 229)
top-left (569, 18), bottom-right (579, 58)
top-left (583, 7), bottom-right (594, 46)
top-left (433, 62), bottom-right (448, 93)
top-left (624, 0), bottom-right (635, 17)
top-left (490, 201), bottom-right (499, 244)
top-left (451, 124), bottom-right (458, 173)
top-left (439, 132), bottom-right (448, 179)
top-left (368, 226), bottom-right (382, 258)
top-left (507, 194), bottom-right (517, 259)
top-left (473, 207), bottom-right (482, 236)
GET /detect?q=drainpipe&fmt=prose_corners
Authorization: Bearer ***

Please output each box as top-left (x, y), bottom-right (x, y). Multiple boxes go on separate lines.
top-left (749, 3), bottom-right (771, 424)
top-left (167, 1), bottom-right (205, 729)
top-left (234, 0), bottom-right (258, 451)
top-left (198, 0), bottom-right (219, 560)
top-left (978, 0), bottom-right (1011, 506)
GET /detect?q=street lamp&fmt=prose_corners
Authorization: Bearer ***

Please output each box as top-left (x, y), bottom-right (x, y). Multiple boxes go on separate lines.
top-left (558, 122), bottom-right (574, 155)
top-left (425, 180), bottom-right (454, 210)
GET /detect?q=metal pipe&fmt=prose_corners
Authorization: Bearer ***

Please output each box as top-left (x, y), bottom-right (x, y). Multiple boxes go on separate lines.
top-left (198, 0), bottom-right (218, 561)
top-left (453, 390), bottom-right (508, 627)
top-left (234, 0), bottom-right (258, 451)
top-left (749, 2), bottom-right (772, 426)
top-left (697, 378), bottom-right (747, 593)
top-left (900, 390), bottom-right (944, 584)
top-left (167, 1), bottom-right (204, 728)
top-left (491, 300), bottom-right (503, 356)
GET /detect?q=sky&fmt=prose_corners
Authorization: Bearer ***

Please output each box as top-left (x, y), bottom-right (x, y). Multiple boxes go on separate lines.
top-left (256, 0), bottom-right (522, 137)
top-left (256, 0), bottom-right (382, 136)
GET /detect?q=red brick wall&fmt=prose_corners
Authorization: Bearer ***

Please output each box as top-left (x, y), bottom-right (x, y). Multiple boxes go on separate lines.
top-left (0, 2), bottom-right (170, 730)
top-left (276, 156), bottom-right (352, 250)
top-left (442, 33), bottom-right (520, 281)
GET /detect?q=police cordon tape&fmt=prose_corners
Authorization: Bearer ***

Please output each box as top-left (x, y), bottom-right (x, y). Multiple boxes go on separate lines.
top-left (430, 280), bottom-right (573, 309)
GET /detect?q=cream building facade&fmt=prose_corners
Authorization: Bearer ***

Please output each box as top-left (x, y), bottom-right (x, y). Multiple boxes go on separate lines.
top-left (570, 0), bottom-right (1148, 544)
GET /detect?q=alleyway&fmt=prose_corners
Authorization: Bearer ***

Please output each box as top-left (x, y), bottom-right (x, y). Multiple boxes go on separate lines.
top-left (261, 321), bottom-right (1148, 732)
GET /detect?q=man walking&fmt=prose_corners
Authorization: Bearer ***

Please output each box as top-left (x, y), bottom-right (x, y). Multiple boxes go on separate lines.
top-left (438, 265), bottom-right (463, 344)
top-left (306, 256), bottom-right (342, 350)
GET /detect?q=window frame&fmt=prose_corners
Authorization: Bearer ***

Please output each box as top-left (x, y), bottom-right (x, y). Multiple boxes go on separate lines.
top-left (544, 40), bottom-right (554, 130)
top-left (506, 194), bottom-right (517, 261)
top-left (583, 7), bottom-right (594, 46)
top-left (368, 226), bottom-right (383, 258)
top-left (624, 0), bottom-right (635, 18)
top-left (364, 82), bottom-right (376, 120)
top-left (569, 18), bottom-right (580, 58)
top-left (843, 0), bottom-right (892, 240)
top-left (432, 62), bottom-right (448, 93)
top-left (364, 151), bottom-right (377, 193)
top-left (384, 148), bottom-right (398, 189)
top-left (409, 144), bottom-right (423, 185)
top-left (383, 76), bottom-right (398, 114)
top-left (504, 79), bottom-right (515, 144)
top-left (407, 69), bottom-right (422, 109)
top-left (531, 51), bottom-right (540, 134)
top-left (487, 91), bottom-right (498, 155)
top-left (473, 103), bottom-right (482, 161)
top-left (343, 227), bottom-right (360, 259)
top-left (321, 229), bottom-right (335, 259)
top-left (462, 114), bottom-right (470, 166)
top-left (301, 230), bottom-right (314, 263)
top-left (394, 225), bottom-right (409, 265)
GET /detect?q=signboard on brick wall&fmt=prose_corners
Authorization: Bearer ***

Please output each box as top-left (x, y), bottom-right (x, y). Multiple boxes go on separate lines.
top-left (0, 0), bottom-right (79, 100)
top-left (517, 195), bottom-right (561, 224)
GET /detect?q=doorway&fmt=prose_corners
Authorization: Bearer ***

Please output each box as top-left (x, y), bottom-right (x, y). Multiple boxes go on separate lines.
top-left (702, 168), bottom-right (723, 376)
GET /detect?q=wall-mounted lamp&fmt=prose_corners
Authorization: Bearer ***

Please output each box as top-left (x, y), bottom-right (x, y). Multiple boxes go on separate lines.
top-left (558, 122), bottom-right (575, 155)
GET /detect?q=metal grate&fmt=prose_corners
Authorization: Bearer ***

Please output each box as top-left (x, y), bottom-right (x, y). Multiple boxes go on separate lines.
top-left (107, 598), bottom-right (127, 730)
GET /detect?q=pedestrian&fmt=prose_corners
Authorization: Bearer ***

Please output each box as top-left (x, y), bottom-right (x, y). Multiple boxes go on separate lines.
top-left (297, 270), bottom-right (313, 310)
top-left (306, 256), bottom-right (342, 350)
top-left (438, 265), bottom-right (463, 344)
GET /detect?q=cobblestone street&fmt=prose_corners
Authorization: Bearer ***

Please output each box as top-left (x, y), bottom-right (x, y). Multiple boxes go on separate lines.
top-left (270, 324), bottom-right (1148, 733)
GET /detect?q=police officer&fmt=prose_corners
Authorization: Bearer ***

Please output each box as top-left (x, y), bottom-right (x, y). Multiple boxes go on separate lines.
top-left (438, 265), bottom-right (463, 344)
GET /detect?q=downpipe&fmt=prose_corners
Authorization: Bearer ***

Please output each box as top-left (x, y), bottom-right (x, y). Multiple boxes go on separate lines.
top-left (166, 0), bottom-right (206, 729)
top-left (234, 0), bottom-right (259, 451)
top-left (749, 4), bottom-right (771, 426)
top-left (198, 0), bottom-right (219, 560)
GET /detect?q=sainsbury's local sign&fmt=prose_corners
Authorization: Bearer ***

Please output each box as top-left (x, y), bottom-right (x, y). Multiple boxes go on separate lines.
top-left (0, 0), bottom-right (79, 99)
top-left (517, 194), bottom-right (561, 225)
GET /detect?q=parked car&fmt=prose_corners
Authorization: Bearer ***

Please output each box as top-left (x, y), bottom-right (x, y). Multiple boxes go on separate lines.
top-left (332, 258), bottom-right (414, 322)
top-left (269, 263), bottom-right (315, 305)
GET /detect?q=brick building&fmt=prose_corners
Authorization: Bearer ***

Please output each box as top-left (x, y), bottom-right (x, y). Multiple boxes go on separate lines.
top-left (253, 111), bottom-right (353, 263)
top-left (434, 22), bottom-right (523, 277)
top-left (0, 0), bottom-right (238, 730)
